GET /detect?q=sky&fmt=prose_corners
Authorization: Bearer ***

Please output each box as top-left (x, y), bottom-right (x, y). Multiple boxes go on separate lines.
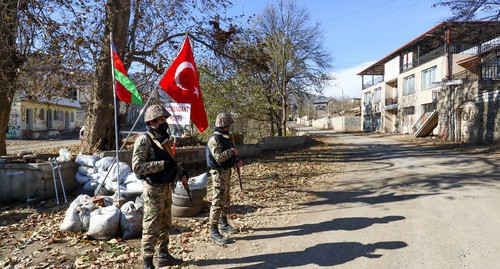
top-left (228, 0), bottom-right (452, 98)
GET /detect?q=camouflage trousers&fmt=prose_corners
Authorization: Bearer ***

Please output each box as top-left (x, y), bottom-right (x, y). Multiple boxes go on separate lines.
top-left (209, 168), bottom-right (232, 225)
top-left (141, 182), bottom-right (172, 258)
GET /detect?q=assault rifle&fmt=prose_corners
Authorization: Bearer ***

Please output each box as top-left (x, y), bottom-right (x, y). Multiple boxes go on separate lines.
top-left (229, 133), bottom-right (243, 190)
top-left (177, 163), bottom-right (193, 206)
top-left (159, 136), bottom-right (193, 206)
top-left (234, 158), bottom-right (243, 190)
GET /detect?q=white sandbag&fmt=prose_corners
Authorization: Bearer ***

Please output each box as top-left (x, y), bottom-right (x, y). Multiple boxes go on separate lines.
top-left (95, 157), bottom-right (115, 171)
top-left (60, 200), bottom-right (83, 232)
top-left (75, 155), bottom-right (100, 167)
top-left (91, 172), bottom-right (107, 184)
top-left (60, 194), bottom-right (95, 233)
top-left (125, 182), bottom-right (144, 193)
top-left (76, 194), bottom-right (96, 231)
top-left (120, 201), bottom-right (143, 240)
top-left (109, 162), bottom-right (132, 183)
top-left (87, 206), bottom-right (120, 240)
top-left (77, 165), bottom-right (96, 176)
top-left (123, 172), bottom-right (141, 184)
top-left (175, 172), bottom-right (208, 191)
top-left (105, 180), bottom-right (119, 191)
top-left (189, 172), bottom-right (208, 190)
top-left (75, 172), bottom-right (91, 184)
top-left (135, 195), bottom-right (144, 211)
top-left (83, 180), bottom-right (99, 191)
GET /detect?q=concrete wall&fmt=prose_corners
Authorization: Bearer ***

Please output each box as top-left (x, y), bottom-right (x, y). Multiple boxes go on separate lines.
top-left (309, 116), bottom-right (361, 132)
top-left (438, 80), bottom-right (500, 144)
top-left (0, 162), bottom-right (78, 203)
top-left (0, 135), bottom-right (312, 203)
top-left (311, 117), bottom-right (330, 129)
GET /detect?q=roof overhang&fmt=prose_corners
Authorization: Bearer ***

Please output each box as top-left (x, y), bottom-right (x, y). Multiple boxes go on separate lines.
top-left (357, 21), bottom-right (500, 76)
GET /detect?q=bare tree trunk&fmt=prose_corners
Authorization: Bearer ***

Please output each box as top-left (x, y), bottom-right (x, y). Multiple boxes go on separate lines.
top-left (82, 0), bottom-right (131, 154)
top-left (0, 0), bottom-right (20, 155)
top-left (281, 94), bottom-right (287, 137)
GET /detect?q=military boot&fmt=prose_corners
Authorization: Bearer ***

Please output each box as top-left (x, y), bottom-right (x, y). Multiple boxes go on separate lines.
top-left (210, 224), bottom-right (229, 244)
top-left (143, 256), bottom-right (155, 269)
top-left (219, 216), bottom-right (238, 234)
top-left (157, 250), bottom-right (183, 267)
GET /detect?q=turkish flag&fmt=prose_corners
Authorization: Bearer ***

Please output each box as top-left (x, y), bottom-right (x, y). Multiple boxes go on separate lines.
top-left (159, 36), bottom-right (208, 132)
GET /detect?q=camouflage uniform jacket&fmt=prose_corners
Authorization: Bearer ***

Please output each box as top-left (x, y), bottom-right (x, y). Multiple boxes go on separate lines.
top-left (206, 131), bottom-right (236, 169)
top-left (132, 131), bottom-right (176, 183)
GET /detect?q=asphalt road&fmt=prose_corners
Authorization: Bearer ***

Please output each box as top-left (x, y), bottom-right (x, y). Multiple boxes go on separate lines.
top-left (194, 130), bottom-right (500, 268)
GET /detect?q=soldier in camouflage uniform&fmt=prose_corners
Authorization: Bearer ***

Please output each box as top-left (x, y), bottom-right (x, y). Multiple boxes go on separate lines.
top-left (205, 113), bottom-right (243, 244)
top-left (132, 104), bottom-right (187, 269)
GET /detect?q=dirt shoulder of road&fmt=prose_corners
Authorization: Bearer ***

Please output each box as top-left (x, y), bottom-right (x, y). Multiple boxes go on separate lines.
top-left (0, 139), bottom-right (342, 268)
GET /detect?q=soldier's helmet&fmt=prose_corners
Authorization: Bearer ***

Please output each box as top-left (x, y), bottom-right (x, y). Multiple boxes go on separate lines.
top-left (144, 105), bottom-right (171, 123)
top-left (215, 113), bottom-right (235, 127)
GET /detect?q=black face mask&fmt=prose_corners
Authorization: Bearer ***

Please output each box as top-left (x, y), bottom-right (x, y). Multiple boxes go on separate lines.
top-left (158, 122), bottom-right (169, 135)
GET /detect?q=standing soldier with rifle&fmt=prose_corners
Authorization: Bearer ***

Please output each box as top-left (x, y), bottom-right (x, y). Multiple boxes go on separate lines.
top-left (132, 104), bottom-right (188, 269)
top-left (206, 113), bottom-right (243, 244)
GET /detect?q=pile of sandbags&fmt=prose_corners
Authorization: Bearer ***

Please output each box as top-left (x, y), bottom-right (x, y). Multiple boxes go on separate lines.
top-left (74, 155), bottom-right (144, 197)
top-left (60, 194), bottom-right (144, 240)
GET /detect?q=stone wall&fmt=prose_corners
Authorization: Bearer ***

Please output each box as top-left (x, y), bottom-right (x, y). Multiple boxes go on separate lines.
top-left (438, 80), bottom-right (500, 144)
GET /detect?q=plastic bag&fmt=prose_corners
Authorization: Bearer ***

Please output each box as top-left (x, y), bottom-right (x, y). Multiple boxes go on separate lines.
top-left (56, 148), bottom-right (72, 163)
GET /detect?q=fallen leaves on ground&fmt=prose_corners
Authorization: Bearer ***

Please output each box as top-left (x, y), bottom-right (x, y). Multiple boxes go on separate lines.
top-left (1, 139), bottom-right (343, 268)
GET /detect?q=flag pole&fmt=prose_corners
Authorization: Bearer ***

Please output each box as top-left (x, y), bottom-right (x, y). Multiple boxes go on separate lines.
top-left (110, 32), bottom-right (121, 204)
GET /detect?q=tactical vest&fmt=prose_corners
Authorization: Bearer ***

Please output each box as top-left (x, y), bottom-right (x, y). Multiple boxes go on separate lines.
top-left (144, 133), bottom-right (177, 184)
top-left (206, 133), bottom-right (235, 170)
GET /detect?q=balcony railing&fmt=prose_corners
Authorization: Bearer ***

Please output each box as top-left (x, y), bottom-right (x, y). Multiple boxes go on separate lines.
top-left (452, 65), bottom-right (499, 81)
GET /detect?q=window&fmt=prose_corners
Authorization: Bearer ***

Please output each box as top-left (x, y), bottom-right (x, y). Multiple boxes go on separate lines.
top-left (39, 109), bottom-right (45, 120)
top-left (374, 87), bottom-right (382, 103)
top-left (71, 112), bottom-right (74, 122)
top-left (364, 91), bottom-right (372, 104)
top-left (403, 75), bottom-right (415, 95)
top-left (402, 106), bottom-right (415, 126)
top-left (422, 66), bottom-right (437, 90)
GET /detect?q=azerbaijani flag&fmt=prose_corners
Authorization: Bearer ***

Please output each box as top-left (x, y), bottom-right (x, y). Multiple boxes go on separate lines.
top-left (111, 43), bottom-right (143, 105)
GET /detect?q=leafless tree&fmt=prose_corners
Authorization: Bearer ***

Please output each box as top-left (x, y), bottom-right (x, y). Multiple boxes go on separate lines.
top-left (0, 0), bottom-right (236, 154)
top-left (433, 0), bottom-right (500, 21)
top-left (252, 0), bottom-right (332, 136)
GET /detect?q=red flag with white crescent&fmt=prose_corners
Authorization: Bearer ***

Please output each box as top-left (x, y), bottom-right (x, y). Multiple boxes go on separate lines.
top-left (159, 36), bottom-right (208, 132)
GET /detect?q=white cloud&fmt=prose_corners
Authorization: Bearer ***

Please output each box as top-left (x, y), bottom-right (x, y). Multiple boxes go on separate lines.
top-left (323, 61), bottom-right (374, 99)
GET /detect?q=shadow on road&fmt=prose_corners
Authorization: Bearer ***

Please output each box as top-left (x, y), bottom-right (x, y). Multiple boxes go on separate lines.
top-left (236, 215), bottom-right (405, 241)
top-left (194, 241), bottom-right (407, 268)
top-left (299, 190), bottom-right (436, 207)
